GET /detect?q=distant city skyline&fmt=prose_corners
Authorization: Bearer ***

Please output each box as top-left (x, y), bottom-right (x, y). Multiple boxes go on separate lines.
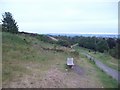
top-left (0, 0), bottom-right (119, 34)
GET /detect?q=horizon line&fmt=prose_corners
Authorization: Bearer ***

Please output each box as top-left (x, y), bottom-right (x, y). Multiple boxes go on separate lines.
top-left (45, 32), bottom-right (118, 35)
top-left (19, 30), bottom-right (118, 35)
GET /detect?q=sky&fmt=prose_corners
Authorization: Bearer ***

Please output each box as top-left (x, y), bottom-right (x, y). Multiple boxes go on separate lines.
top-left (0, 0), bottom-right (119, 34)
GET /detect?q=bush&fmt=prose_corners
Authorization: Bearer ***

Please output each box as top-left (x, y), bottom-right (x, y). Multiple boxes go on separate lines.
top-left (71, 51), bottom-right (79, 56)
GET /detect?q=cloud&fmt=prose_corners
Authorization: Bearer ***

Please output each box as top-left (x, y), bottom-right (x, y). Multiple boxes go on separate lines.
top-left (0, 0), bottom-right (118, 34)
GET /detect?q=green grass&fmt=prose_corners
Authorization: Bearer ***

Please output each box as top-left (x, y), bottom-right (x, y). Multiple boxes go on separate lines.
top-left (78, 53), bottom-right (118, 88)
top-left (74, 46), bottom-right (119, 71)
top-left (2, 32), bottom-right (119, 88)
top-left (88, 59), bottom-right (118, 88)
top-left (89, 52), bottom-right (119, 71)
top-left (2, 63), bottom-right (27, 81)
top-left (2, 32), bottom-right (32, 82)
top-left (74, 46), bottom-right (118, 88)
top-left (2, 32), bottom-right (68, 82)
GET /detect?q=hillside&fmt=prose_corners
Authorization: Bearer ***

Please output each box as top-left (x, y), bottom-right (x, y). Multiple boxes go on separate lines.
top-left (2, 32), bottom-right (118, 88)
top-left (0, 25), bottom-right (2, 89)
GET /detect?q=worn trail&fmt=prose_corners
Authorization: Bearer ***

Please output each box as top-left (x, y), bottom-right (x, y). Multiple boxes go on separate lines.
top-left (72, 65), bottom-right (84, 75)
top-left (83, 53), bottom-right (120, 83)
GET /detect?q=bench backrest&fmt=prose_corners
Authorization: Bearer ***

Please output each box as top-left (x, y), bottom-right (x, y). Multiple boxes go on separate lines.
top-left (67, 58), bottom-right (74, 65)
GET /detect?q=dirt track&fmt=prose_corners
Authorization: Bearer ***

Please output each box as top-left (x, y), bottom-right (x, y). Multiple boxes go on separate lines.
top-left (2, 63), bottom-right (103, 88)
top-left (72, 65), bottom-right (84, 75)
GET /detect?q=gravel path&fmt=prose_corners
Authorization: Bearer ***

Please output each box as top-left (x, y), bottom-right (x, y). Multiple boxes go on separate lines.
top-left (83, 53), bottom-right (120, 83)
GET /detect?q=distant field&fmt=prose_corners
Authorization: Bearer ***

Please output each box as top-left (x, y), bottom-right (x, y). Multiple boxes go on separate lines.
top-left (2, 32), bottom-right (118, 88)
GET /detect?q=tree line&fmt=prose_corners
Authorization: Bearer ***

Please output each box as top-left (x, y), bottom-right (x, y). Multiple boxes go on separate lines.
top-left (52, 35), bottom-right (119, 59)
top-left (34, 34), bottom-right (119, 59)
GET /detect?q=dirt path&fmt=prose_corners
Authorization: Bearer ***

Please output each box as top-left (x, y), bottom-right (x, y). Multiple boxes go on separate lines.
top-left (3, 62), bottom-right (103, 88)
top-left (72, 65), bottom-right (84, 75)
top-left (83, 53), bottom-right (120, 82)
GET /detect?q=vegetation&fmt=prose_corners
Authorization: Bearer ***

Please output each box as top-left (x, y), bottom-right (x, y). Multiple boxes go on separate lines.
top-left (1, 12), bottom-right (119, 88)
top-left (2, 31), bottom-right (118, 88)
top-left (2, 12), bottom-right (18, 34)
top-left (52, 35), bottom-right (119, 59)
top-left (75, 46), bottom-right (119, 71)
top-left (1, 11), bottom-right (119, 59)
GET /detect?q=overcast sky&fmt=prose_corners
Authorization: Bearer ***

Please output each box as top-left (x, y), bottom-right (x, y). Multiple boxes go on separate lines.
top-left (0, 0), bottom-right (119, 34)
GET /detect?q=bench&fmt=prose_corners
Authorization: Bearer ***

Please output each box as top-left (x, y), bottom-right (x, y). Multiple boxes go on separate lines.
top-left (67, 58), bottom-right (74, 68)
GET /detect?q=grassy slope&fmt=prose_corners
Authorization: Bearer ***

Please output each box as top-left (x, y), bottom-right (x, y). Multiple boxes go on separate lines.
top-left (2, 32), bottom-right (72, 87)
top-left (88, 51), bottom-right (119, 71)
top-left (77, 53), bottom-right (118, 88)
top-left (75, 46), bottom-right (119, 71)
top-left (2, 32), bottom-right (118, 88)
top-left (2, 32), bottom-right (66, 81)
top-left (75, 47), bottom-right (118, 88)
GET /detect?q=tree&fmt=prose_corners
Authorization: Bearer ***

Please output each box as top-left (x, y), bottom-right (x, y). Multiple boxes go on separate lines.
top-left (96, 39), bottom-right (109, 53)
top-left (107, 38), bottom-right (116, 49)
top-left (57, 40), bottom-right (70, 47)
top-left (2, 12), bottom-right (18, 33)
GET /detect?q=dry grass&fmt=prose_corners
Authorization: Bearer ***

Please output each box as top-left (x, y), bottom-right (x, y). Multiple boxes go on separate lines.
top-left (3, 61), bottom-right (103, 88)
top-left (2, 32), bottom-right (118, 88)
